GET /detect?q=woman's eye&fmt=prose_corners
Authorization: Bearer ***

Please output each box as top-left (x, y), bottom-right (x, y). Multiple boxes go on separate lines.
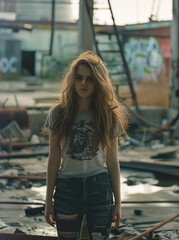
top-left (76, 76), bottom-right (82, 81)
top-left (87, 77), bottom-right (93, 82)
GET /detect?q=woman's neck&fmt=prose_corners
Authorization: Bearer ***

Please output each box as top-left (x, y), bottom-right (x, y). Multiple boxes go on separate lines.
top-left (77, 98), bottom-right (91, 112)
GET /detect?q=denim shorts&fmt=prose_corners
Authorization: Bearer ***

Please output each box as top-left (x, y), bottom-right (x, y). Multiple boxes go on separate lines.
top-left (53, 172), bottom-right (113, 240)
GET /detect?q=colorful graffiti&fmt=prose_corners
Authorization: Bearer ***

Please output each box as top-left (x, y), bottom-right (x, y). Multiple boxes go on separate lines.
top-left (124, 37), bottom-right (163, 82)
top-left (0, 56), bottom-right (18, 74)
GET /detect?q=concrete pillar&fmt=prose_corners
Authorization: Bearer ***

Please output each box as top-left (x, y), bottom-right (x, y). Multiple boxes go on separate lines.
top-left (78, 0), bottom-right (94, 54)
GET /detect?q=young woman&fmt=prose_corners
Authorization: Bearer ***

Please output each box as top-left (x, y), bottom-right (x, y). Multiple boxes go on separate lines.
top-left (44, 50), bottom-right (128, 240)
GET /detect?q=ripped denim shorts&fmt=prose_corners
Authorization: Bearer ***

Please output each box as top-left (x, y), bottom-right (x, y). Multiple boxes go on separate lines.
top-left (53, 172), bottom-right (113, 240)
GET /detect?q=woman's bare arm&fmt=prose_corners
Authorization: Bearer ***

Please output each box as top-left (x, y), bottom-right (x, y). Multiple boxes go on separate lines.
top-left (45, 131), bottom-right (61, 227)
top-left (106, 137), bottom-right (121, 230)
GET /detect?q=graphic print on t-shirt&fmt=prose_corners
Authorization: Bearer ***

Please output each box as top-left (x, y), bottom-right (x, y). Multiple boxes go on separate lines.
top-left (67, 120), bottom-right (97, 161)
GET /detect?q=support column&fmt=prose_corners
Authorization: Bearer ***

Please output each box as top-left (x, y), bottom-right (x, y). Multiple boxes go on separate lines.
top-left (78, 0), bottom-right (94, 54)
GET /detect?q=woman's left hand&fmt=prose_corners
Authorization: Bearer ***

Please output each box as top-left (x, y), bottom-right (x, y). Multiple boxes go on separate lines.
top-left (111, 204), bottom-right (121, 230)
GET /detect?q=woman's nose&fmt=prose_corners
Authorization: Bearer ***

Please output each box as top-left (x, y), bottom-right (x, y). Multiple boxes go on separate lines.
top-left (82, 78), bottom-right (86, 85)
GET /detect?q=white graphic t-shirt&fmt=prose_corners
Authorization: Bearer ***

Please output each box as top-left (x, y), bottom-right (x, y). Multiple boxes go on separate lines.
top-left (45, 104), bottom-right (120, 178)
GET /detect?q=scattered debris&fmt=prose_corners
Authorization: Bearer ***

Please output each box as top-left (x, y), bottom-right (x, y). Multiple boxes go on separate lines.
top-left (0, 106), bottom-right (178, 239)
top-left (0, 121), bottom-right (25, 139)
top-left (134, 209), bottom-right (143, 216)
top-left (25, 206), bottom-right (45, 216)
top-left (151, 148), bottom-right (177, 159)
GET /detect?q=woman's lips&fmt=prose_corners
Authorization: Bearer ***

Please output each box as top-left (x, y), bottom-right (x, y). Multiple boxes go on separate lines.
top-left (80, 88), bottom-right (87, 91)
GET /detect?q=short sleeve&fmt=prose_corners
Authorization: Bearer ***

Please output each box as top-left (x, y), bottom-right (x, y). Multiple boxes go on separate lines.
top-left (44, 104), bottom-right (61, 130)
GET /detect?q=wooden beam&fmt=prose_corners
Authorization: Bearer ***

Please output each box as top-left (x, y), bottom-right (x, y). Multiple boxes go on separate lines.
top-left (0, 151), bottom-right (49, 159)
top-left (130, 212), bottom-right (179, 240)
top-left (0, 175), bottom-right (46, 181)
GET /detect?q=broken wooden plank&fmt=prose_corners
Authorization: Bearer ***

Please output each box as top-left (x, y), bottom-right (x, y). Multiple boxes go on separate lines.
top-left (119, 156), bottom-right (179, 176)
top-left (1, 141), bottom-right (48, 151)
top-left (0, 150), bottom-right (49, 160)
top-left (0, 175), bottom-right (46, 181)
top-left (151, 149), bottom-right (177, 159)
top-left (130, 212), bottom-right (179, 240)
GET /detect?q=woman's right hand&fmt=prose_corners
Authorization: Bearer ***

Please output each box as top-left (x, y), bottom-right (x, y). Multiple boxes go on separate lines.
top-left (45, 201), bottom-right (56, 227)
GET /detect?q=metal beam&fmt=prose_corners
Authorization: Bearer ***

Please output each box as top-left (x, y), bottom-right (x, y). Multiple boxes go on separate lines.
top-left (49, 0), bottom-right (55, 55)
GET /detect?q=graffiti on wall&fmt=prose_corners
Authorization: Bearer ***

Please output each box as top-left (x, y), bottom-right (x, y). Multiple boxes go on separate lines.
top-left (124, 37), bottom-right (163, 82)
top-left (0, 56), bottom-right (18, 74)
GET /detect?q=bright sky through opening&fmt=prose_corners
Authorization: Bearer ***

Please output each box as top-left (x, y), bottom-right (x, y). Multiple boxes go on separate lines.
top-left (72, 0), bottom-right (172, 25)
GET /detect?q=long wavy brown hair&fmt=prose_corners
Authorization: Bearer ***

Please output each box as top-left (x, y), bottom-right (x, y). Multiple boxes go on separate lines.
top-left (50, 50), bottom-right (128, 150)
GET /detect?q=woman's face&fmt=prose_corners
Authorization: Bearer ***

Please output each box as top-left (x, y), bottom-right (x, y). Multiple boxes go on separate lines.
top-left (74, 64), bottom-right (95, 100)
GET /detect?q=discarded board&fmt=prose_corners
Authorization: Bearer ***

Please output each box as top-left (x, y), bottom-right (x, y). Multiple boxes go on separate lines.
top-left (119, 156), bottom-right (179, 176)
top-left (151, 149), bottom-right (177, 159)
top-left (0, 175), bottom-right (46, 181)
top-left (130, 212), bottom-right (179, 240)
top-left (0, 150), bottom-right (49, 160)
top-left (1, 141), bottom-right (48, 151)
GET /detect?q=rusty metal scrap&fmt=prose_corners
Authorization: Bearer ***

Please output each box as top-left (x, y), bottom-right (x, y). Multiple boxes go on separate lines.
top-left (0, 107), bottom-right (29, 130)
